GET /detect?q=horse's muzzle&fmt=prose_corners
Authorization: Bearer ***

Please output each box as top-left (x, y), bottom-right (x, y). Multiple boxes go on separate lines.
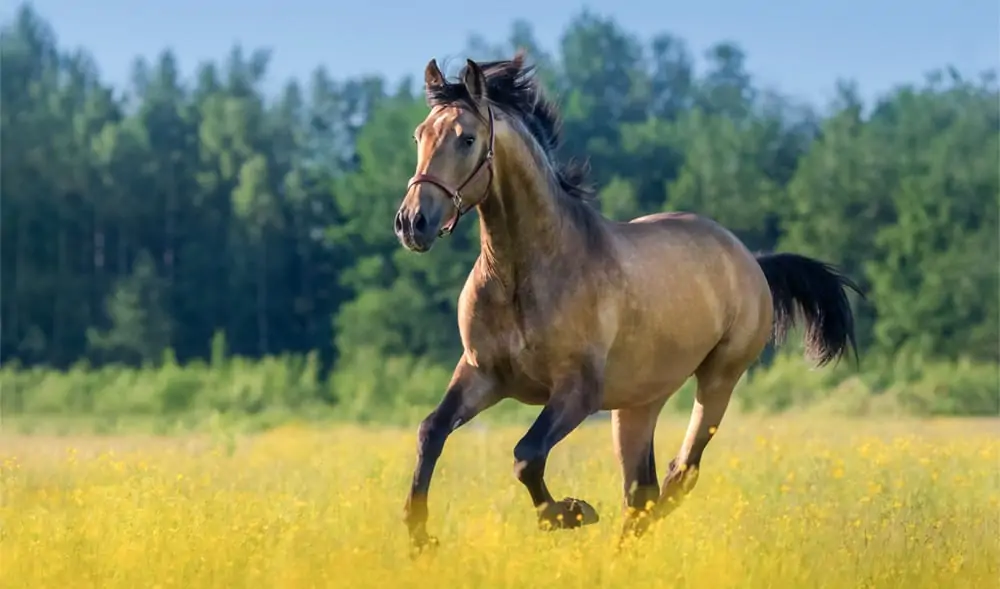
top-left (394, 208), bottom-right (437, 252)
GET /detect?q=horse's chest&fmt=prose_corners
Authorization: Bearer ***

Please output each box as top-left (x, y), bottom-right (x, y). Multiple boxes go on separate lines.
top-left (465, 304), bottom-right (573, 386)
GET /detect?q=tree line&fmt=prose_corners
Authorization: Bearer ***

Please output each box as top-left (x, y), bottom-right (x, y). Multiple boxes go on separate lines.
top-left (2, 4), bottom-right (997, 383)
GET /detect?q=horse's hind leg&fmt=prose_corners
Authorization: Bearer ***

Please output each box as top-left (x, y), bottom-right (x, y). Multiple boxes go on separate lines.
top-left (636, 361), bottom-right (743, 536)
top-left (612, 400), bottom-right (665, 539)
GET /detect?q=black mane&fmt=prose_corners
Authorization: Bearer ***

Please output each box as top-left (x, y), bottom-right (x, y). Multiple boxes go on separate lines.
top-left (425, 58), bottom-right (594, 201)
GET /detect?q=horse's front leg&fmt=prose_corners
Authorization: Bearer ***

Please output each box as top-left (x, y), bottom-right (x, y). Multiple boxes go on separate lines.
top-left (403, 359), bottom-right (500, 554)
top-left (513, 359), bottom-right (603, 531)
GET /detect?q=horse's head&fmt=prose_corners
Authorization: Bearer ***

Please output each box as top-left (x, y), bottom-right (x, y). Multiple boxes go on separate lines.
top-left (394, 58), bottom-right (496, 253)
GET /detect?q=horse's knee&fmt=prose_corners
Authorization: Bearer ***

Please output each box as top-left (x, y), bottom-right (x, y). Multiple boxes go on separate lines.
top-left (512, 441), bottom-right (545, 484)
top-left (514, 422), bottom-right (560, 487)
top-left (417, 410), bottom-right (453, 451)
top-left (416, 414), bottom-right (435, 443)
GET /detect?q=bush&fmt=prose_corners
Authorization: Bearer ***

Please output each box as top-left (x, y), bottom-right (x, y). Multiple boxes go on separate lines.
top-left (1, 346), bottom-right (995, 435)
top-left (736, 350), bottom-right (999, 417)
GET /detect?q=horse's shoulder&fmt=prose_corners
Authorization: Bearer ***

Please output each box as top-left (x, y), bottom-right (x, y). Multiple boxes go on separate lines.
top-left (458, 265), bottom-right (519, 333)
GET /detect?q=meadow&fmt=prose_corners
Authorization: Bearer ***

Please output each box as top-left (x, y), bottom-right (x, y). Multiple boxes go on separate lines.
top-left (2, 415), bottom-right (998, 589)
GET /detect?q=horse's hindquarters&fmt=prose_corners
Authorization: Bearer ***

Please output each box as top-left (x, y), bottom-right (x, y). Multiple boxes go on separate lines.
top-left (601, 215), bottom-right (772, 409)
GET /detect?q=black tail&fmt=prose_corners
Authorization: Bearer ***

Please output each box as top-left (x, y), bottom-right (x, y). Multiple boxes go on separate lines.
top-left (756, 253), bottom-right (863, 367)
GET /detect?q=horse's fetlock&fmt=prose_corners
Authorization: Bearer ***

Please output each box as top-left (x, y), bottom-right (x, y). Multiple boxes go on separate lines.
top-left (403, 496), bottom-right (428, 525)
top-left (512, 457), bottom-right (540, 483)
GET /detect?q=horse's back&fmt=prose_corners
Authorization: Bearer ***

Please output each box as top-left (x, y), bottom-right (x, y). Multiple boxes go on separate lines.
top-left (621, 210), bottom-right (765, 282)
top-left (628, 210), bottom-right (701, 225)
top-left (613, 210), bottom-right (763, 281)
top-left (626, 211), bottom-right (741, 243)
top-left (623, 210), bottom-right (772, 333)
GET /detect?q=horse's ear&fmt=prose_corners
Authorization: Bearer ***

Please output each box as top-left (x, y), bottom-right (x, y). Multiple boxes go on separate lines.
top-left (512, 48), bottom-right (527, 69)
top-left (462, 59), bottom-right (487, 102)
top-left (424, 59), bottom-right (445, 90)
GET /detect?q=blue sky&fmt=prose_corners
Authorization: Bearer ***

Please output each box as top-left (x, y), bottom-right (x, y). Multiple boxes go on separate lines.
top-left (7, 0), bottom-right (999, 107)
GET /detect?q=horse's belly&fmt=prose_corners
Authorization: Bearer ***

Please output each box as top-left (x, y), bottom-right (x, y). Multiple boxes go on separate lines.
top-left (600, 309), bottom-right (724, 409)
top-left (505, 381), bottom-right (550, 405)
top-left (601, 352), bottom-right (704, 410)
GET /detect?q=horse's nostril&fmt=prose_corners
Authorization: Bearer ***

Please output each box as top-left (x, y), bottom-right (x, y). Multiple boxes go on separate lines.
top-left (413, 212), bottom-right (427, 233)
top-left (394, 211), bottom-right (404, 234)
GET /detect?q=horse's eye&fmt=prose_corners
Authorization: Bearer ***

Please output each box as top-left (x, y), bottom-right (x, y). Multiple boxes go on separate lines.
top-left (463, 136), bottom-right (476, 147)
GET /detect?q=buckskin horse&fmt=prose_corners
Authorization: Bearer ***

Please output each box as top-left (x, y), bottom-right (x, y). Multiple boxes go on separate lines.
top-left (392, 53), bottom-right (860, 552)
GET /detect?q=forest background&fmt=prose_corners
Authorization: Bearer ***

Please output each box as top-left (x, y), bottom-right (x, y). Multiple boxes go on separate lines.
top-left (2, 4), bottom-right (997, 433)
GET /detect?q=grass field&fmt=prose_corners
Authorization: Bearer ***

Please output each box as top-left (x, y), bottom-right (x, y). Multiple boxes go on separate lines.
top-left (2, 415), bottom-right (998, 589)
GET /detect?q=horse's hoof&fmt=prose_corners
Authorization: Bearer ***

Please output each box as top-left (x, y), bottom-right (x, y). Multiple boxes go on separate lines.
top-left (538, 497), bottom-right (600, 530)
top-left (618, 511), bottom-right (653, 547)
top-left (408, 533), bottom-right (439, 559)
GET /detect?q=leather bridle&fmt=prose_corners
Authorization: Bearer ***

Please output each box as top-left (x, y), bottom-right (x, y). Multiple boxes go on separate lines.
top-left (405, 106), bottom-right (496, 237)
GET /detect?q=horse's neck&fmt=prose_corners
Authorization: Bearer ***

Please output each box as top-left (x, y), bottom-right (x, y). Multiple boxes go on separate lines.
top-left (476, 141), bottom-right (569, 291)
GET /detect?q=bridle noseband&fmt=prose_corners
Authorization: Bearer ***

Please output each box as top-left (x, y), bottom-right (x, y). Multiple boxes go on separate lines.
top-left (405, 106), bottom-right (496, 237)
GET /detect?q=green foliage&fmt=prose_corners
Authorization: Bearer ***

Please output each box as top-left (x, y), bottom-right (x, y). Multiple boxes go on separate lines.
top-left (2, 351), bottom-right (994, 436)
top-left (0, 351), bottom-right (327, 418)
top-left (86, 250), bottom-right (173, 364)
top-left (734, 351), bottom-right (999, 417)
top-left (1, 5), bottom-right (996, 426)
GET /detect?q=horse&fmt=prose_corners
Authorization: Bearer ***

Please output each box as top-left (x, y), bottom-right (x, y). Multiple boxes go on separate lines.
top-left (392, 52), bottom-right (861, 553)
